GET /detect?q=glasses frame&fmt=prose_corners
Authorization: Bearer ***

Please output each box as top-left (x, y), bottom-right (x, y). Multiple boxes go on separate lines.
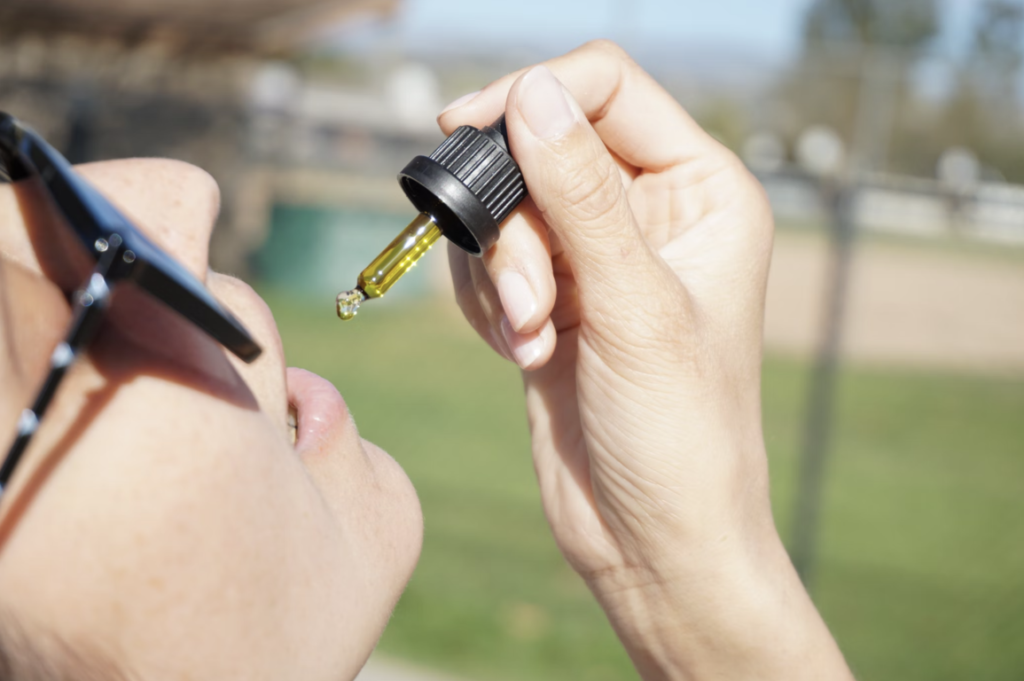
top-left (0, 112), bottom-right (262, 496)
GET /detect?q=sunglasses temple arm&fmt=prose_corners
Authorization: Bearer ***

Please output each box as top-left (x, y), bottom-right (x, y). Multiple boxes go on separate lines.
top-left (0, 240), bottom-right (123, 496)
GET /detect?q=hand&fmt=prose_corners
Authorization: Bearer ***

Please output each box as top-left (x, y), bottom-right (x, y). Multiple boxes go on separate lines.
top-left (440, 41), bottom-right (853, 680)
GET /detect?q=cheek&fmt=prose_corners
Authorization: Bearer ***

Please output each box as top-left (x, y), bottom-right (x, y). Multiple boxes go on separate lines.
top-left (0, 377), bottom-right (417, 681)
top-left (350, 439), bottom-right (424, 587)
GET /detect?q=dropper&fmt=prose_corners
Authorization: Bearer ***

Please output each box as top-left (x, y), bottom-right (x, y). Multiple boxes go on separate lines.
top-left (337, 115), bottom-right (526, 320)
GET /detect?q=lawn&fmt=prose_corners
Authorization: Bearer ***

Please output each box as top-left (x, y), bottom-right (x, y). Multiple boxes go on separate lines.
top-left (264, 292), bottom-right (1024, 681)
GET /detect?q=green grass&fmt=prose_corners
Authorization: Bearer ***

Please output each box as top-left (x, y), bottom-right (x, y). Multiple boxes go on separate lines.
top-left (264, 292), bottom-right (1024, 681)
top-left (763, 360), bottom-right (1024, 681)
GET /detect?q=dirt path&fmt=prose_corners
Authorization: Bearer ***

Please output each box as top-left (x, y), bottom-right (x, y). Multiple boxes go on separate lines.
top-left (764, 232), bottom-right (1024, 375)
top-left (431, 228), bottom-right (1024, 375)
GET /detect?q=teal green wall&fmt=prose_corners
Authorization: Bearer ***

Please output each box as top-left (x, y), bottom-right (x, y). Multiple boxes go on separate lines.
top-left (254, 204), bottom-right (438, 300)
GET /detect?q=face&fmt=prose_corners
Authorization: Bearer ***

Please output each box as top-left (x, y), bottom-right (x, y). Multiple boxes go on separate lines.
top-left (0, 159), bottom-right (423, 680)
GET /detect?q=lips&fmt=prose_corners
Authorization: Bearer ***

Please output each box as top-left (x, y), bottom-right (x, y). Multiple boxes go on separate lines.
top-left (286, 367), bottom-right (352, 452)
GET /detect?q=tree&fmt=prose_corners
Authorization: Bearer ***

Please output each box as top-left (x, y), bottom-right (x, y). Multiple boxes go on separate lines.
top-left (929, 0), bottom-right (1024, 182)
top-left (802, 0), bottom-right (940, 53)
top-left (771, 0), bottom-right (940, 171)
top-left (968, 0), bottom-right (1024, 99)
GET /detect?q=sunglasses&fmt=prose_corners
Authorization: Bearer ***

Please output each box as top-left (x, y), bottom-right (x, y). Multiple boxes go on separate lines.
top-left (0, 112), bottom-right (262, 497)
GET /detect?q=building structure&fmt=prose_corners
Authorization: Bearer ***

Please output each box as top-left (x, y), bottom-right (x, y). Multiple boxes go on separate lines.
top-left (0, 0), bottom-right (420, 274)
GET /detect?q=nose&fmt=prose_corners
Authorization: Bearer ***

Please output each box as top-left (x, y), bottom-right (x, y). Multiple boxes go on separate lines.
top-left (78, 159), bottom-right (291, 437)
top-left (206, 272), bottom-right (290, 438)
top-left (75, 159), bottom-right (222, 284)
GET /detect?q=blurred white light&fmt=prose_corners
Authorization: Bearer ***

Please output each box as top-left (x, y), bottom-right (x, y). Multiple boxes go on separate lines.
top-left (250, 61), bottom-right (301, 112)
top-left (797, 125), bottom-right (845, 177)
top-left (386, 62), bottom-right (442, 133)
top-left (742, 132), bottom-right (786, 173)
top-left (937, 147), bottom-right (981, 192)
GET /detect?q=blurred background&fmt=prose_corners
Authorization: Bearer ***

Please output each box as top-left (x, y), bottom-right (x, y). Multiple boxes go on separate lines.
top-left (2, 0), bottom-right (1022, 679)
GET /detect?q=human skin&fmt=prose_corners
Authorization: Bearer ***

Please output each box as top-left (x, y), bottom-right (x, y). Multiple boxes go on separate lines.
top-left (0, 159), bottom-right (423, 680)
top-left (440, 41), bottom-right (855, 680)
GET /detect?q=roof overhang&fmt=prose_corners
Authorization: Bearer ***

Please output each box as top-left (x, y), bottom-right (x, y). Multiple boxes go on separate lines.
top-left (0, 0), bottom-right (399, 53)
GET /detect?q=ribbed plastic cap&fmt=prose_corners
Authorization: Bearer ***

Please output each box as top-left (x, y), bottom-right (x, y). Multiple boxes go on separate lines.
top-left (398, 115), bottom-right (526, 256)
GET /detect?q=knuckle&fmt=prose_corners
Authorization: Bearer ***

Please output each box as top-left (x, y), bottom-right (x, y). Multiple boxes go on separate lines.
top-left (575, 40), bottom-right (634, 91)
top-left (733, 159), bottom-right (776, 243)
top-left (557, 156), bottom-right (627, 228)
top-left (581, 39), bottom-right (629, 63)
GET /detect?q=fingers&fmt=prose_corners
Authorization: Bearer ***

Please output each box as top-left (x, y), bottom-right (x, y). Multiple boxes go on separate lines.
top-left (448, 242), bottom-right (510, 361)
top-left (467, 253), bottom-right (506, 338)
top-left (441, 41), bottom-right (728, 367)
top-left (470, 242), bottom-right (557, 370)
top-left (448, 239), bottom-right (557, 371)
top-left (506, 66), bottom-right (685, 327)
top-left (446, 112), bottom-right (560, 369)
top-left (482, 199), bottom-right (554, 334)
top-left (438, 40), bottom-right (725, 172)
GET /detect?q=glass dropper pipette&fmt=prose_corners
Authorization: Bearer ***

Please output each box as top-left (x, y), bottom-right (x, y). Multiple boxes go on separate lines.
top-left (336, 115), bottom-right (525, 320)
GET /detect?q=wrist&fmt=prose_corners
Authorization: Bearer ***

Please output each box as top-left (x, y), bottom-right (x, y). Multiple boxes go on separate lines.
top-left (585, 530), bottom-right (853, 681)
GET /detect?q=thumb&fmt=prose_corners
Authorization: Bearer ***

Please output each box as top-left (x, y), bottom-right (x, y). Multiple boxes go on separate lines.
top-left (504, 66), bottom-right (685, 332)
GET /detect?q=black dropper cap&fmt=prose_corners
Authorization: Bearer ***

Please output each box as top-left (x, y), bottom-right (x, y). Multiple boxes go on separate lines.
top-left (397, 115), bottom-right (527, 256)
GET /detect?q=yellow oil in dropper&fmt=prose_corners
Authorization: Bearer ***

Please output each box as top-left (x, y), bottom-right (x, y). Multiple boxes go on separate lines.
top-left (337, 115), bottom-right (523, 320)
top-left (336, 212), bottom-right (442, 320)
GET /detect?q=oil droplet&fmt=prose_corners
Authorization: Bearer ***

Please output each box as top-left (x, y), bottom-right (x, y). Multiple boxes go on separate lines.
top-left (337, 289), bottom-right (366, 321)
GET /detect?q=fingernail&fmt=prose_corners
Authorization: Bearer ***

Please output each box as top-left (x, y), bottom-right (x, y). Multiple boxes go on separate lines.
top-left (501, 316), bottom-right (545, 368)
top-left (518, 66), bottom-right (575, 140)
top-left (440, 90), bottom-right (480, 115)
top-left (497, 271), bottom-right (537, 331)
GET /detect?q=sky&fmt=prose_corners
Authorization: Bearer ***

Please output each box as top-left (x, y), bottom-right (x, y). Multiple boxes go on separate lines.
top-left (327, 0), bottom-right (989, 65)
top-left (396, 0), bottom-right (814, 60)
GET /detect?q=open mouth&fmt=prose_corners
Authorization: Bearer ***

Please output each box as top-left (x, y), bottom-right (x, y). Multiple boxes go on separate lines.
top-left (287, 404), bottom-right (298, 445)
top-left (285, 367), bottom-right (351, 452)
